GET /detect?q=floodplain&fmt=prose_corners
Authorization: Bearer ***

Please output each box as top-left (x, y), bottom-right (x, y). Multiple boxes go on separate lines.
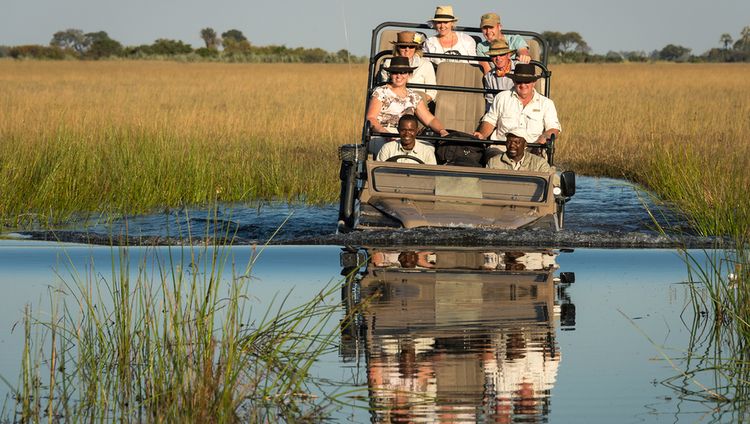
top-left (1, 60), bottom-right (749, 422)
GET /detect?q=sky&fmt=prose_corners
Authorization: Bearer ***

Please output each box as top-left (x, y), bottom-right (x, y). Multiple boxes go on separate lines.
top-left (2, 0), bottom-right (748, 55)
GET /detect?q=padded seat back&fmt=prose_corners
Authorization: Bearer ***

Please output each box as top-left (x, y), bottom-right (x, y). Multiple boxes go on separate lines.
top-left (434, 62), bottom-right (485, 134)
top-left (526, 38), bottom-right (547, 94)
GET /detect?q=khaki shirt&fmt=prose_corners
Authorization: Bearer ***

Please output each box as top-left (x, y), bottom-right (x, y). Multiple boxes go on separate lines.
top-left (487, 151), bottom-right (552, 173)
top-left (376, 140), bottom-right (437, 165)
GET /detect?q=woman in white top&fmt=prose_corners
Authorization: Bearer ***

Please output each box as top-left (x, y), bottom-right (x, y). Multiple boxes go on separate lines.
top-left (378, 31), bottom-right (437, 103)
top-left (423, 5), bottom-right (477, 65)
top-left (366, 56), bottom-right (449, 155)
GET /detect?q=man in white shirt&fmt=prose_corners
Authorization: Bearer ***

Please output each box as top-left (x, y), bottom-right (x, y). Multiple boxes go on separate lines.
top-left (377, 114), bottom-right (437, 164)
top-left (473, 63), bottom-right (561, 148)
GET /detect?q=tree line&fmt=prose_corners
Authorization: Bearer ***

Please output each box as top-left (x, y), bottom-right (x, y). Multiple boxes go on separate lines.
top-left (1, 26), bottom-right (748, 63)
top-left (0, 27), bottom-right (366, 63)
top-left (543, 27), bottom-right (750, 63)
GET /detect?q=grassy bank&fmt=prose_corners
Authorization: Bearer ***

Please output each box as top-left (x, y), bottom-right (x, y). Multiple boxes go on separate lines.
top-left (1, 60), bottom-right (748, 235)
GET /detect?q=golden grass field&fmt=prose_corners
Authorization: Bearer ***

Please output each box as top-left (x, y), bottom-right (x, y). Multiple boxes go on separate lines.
top-left (1, 60), bottom-right (748, 234)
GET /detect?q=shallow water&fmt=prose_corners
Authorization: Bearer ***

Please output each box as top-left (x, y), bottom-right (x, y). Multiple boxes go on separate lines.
top-left (0, 241), bottom-right (740, 422)
top-left (10, 176), bottom-right (714, 248)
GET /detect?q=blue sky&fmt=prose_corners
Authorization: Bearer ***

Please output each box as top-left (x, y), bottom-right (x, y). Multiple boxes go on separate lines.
top-left (2, 0), bottom-right (748, 55)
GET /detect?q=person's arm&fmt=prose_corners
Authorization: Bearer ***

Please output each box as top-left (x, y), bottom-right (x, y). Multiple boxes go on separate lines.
top-left (419, 61), bottom-right (437, 102)
top-left (474, 121), bottom-right (495, 140)
top-left (516, 48), bottom-right (531, 64)
top-left (415, 101), bottom-right (449, 136)
top-left (365, 97), bottom-right (387, 133)
top-left (535, 128), bottom-right (560, 144)
top-left (536, 99), bottom-right (561, 144)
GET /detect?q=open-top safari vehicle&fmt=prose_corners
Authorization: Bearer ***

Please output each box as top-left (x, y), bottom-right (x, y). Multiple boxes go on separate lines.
top-left (338, 22), bottom-right (576, 232)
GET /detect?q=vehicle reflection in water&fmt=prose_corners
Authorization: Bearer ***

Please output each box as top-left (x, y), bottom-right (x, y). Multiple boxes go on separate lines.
top-left (340, 248), bottom-right (575, 423)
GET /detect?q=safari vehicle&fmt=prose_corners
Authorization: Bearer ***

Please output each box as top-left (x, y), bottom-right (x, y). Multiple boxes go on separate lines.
top-left (338, 22), bottom-right (575, 232)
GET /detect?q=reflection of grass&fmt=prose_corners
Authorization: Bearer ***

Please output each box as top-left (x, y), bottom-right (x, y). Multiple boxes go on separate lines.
top-left (2, 234), bottom-right (345, 421)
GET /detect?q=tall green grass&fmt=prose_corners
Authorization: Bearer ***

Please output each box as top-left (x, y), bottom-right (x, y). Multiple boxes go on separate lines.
top-left (1, 236), bottom-right (348, 422)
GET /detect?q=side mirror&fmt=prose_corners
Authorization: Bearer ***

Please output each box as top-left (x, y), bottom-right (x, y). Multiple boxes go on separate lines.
top-left (560, 171), bottom-right (576, 197)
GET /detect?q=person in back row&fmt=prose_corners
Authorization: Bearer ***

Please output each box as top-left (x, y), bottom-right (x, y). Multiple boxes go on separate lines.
top-left (473, 63), bottom-right (560, 150)
top-left (486, 128), bottom-right (552, 173)
top-left (423, 5), bottom-right (477, 65)
top-left (377, 114), bottom-right (437, 164)
top-left (366, 56), bottom-right (449, 156)
top-left (379, 31), bottom-right (437, 103)
top-left (477, 12), bottom-right (530, 74)
top-left (483, 38), bottom-right (515, 110)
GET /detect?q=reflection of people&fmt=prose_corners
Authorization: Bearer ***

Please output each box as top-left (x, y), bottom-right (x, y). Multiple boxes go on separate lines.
top-left (366, 56), bottom-right (449, 156)
top-left (476, 12), bottom-right (530, 75)
top-left (474, 63), bottom-right (561, 147)
top-left (379, 31), bottom-right (437, 103)
top-left (377, 114), bottom-right (437, 164)
top-left (423, 6), bottom-right (477, 65)
top-left (486, 129), bottom-right (553, 173)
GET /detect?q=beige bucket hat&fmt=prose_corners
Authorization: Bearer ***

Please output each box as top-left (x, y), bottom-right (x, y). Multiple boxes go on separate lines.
top-left (431, 5), bottom-right (457, 22)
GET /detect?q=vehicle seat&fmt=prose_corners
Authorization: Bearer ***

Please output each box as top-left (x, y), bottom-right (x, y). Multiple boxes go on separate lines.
top-left (434, 62), bottom-right (484, 134)
top-left (526, 38), bottom-right (547, 95)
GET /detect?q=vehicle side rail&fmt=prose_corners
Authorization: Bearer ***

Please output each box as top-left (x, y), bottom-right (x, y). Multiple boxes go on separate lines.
top-left (369, 50), bottom-right (551, 96)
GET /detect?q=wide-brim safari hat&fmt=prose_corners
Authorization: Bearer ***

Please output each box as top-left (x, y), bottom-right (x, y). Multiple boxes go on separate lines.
top-left (430, 6), bottom-right (457, 23)
top-left (507, 63), bottom-right (542, 83)
top-left (384, 56), bottom-right (417, 73)
top-left (391, 31), bottom-right (424, 47)
top-left (488, 38), bottom-right (514, 56)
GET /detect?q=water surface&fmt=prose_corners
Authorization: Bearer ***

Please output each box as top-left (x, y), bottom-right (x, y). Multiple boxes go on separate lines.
top-left (0, 242), bottom-right (733, 422)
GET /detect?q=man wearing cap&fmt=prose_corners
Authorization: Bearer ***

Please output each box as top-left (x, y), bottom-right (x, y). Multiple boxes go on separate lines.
top-left (477, 12), bottom-right (530, 74)
top-left (379, 31), bottom-right (437, 102)
top-left (473, 63), bottom-right (560, 148)
top-left (377, 114), bottom-right (437, 165)
top-left (486, 128), bottom-right (552, 174)
top-left (482, 38), bottom-right (515, 110)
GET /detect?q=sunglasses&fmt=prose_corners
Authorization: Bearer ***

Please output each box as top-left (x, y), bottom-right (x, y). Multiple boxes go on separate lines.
top-left (397, 45), bottom-right (417, 49)
top-left (390, 71), bottom-right (411, 75)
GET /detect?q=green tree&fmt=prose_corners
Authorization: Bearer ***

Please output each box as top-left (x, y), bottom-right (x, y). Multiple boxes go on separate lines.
top-left (222, 38), bottom-right (252, 55)
top-left (541, 31), bottom-right (563, 54)
top-left (734, 26), bottom-right (750, 51)
top-left (720, 33), bottom-right (733, 50)
top-left (200, 27), bottom-right (220, 49)
top-left (221, 29), bottom-right (247, 43)
top-left (150, 39), bottom-right (193, 55)
top-left (50, 29), bottom-right (89, 54)
top-left (87, 37), bottom-right (123, 59)
top-left (659, 44), bottom-right (691, 61)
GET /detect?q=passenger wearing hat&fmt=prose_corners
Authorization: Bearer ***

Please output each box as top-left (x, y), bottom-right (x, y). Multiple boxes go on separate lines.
top-left (423, 5), bottom-right (477, 65)
top-left (474, 63), bottom-right (560, 149)
top-left (476, 12), bottom-right (530, 75)
top-left (366, 56), bottom-right (449, 156)
top-left (486, 128), bottom-right (552, 174)
top-left (378, 31), bottom-right (437, 102)
top-left (482, 38), bottom-right (516, 110)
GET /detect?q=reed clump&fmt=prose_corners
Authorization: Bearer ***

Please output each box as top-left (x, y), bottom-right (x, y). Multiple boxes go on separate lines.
top-left (2, 239), bottom-right (343, 422)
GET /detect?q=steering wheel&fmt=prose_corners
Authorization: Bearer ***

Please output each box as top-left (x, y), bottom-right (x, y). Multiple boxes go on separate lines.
top-left (385, 155), bottom-right (425, 164)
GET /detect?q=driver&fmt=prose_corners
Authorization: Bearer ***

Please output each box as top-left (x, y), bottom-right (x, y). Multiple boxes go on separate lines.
top-left (377, 114), bottom-right (437, 164)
